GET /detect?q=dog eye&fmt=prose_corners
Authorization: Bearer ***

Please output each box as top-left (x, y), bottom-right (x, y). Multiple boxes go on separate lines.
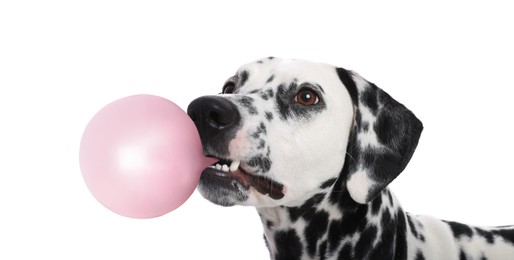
top-left (222, 77), bottom-right (237, 94)
top-left (223, 82), bottom-right (235, 94)
top-left (295, 89), bottom-right (319, 106)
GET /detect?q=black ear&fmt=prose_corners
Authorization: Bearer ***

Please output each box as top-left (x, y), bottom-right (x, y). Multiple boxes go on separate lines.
top-left (336, 68), bottom-right (423, 204)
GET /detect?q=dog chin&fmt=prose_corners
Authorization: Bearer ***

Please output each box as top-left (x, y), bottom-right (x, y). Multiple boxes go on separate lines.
top-left (197, 167), bottom-right (249, 206)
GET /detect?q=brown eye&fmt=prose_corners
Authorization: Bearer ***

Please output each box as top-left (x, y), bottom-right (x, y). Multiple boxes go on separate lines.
top-left (295, 89), bottom-right (319, 106)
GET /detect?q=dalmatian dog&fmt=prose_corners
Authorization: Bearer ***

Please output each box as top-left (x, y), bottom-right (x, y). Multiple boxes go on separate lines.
top-left (187, 57), bottom-right (514, 260)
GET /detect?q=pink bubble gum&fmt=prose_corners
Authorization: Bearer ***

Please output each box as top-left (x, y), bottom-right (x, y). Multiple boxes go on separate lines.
top-left (79, 95), bottom-right (216, 218)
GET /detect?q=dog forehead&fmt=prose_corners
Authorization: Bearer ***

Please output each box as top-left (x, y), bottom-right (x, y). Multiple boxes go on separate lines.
top-left (237, 58), bottom-right (341, 90)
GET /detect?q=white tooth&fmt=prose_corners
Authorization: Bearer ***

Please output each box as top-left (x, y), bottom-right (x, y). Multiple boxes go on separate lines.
top-left (208, 165), bottom-right (215, 169)
top-left (222, 165), bottom-right (229, 172)
top-left (229, 160), bottom-right (240, 172)
top-left (215, 164), bottom-right (222, 170)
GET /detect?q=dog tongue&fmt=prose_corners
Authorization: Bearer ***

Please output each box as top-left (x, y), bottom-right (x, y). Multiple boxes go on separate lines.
top-left (249, 175), bottom-right (285, 200)
top-left (231, 168), bottom-right (284, 200)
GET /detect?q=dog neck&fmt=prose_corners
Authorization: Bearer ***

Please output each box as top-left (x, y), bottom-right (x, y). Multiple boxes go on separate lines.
top-left (256, 187), bottom-right (408, 259)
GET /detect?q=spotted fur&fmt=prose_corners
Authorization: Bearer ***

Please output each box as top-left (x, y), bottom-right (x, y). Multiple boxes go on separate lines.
top-left (187, 58), bottom-right (514, 260)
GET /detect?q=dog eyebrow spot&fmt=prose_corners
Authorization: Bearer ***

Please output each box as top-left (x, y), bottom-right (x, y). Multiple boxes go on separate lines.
top-left (275, 83), bottom-right (294, 120)
top-left (267, 75), bottom-right (275, 83)
top-left (239, 70), bottom-right (249, 87)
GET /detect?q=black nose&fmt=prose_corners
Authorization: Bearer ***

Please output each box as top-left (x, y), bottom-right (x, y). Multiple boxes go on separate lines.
top-left (187, 95), bottom-right (241, 149)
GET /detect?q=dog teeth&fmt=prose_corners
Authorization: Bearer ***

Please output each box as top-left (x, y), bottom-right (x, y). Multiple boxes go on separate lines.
top-left (209, 160), bottom-right (241, 172)
top-left (229, 160), bottom-right (240, 171)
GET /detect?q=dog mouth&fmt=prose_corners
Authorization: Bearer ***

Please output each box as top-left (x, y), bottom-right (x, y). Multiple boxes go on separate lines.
top-left (201, 159), bottom-right (285, 200)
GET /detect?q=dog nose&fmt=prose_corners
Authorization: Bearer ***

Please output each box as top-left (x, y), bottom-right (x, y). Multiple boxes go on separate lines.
top-left (187, 95), bottom-right (241, 147)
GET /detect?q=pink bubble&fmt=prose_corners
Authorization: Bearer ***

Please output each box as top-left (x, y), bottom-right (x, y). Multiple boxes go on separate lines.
top-left (79, 95), bottom-right (216, 218)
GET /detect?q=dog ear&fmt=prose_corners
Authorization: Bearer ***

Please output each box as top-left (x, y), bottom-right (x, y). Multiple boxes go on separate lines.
top-left (336, 68), bottom-right (423, 204)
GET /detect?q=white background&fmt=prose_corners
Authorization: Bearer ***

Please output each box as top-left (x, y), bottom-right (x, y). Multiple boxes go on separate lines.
top-left (1, 1), bottom-right (513, 259)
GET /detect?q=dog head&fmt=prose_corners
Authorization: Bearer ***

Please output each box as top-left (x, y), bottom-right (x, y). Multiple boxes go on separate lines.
top-left (187, 57), bottom-right (422, 207)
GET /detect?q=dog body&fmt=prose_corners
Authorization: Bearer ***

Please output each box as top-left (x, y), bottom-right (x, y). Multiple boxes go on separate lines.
top-left (187, 58), bottom-right (514, 259)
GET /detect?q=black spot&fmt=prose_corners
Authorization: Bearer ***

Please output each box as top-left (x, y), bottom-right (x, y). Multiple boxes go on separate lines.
top-left (370, 208), bottom-right (396, 259)
top-left (249, 89), bottom-right (259, 94)
top-left (327, 202), bottom-right (368, 253)
top-left (267, 75), bottom-right (275, 83)
top-left (327, 220), bottom-right (344, 253)
top-left (265, 111), bottom-right (273, 121)
top-left (475, 228), bottom-right (495, 244)
top-left (263, 234), bottom-right (269, 249)
top-left (252, 123), bottom-right (266, 139)
top-left (370, 193), bottom-right (382, 215)
top-left (288, 193), bottom-right (326, 222)
top-left (239, 70), bottom-right (249, 87)
top-left (320, 177), bottom-right (337, 189)
top-left (459, 249), bottom-right (468, 260)
top-left (394, 210), bottom-right (408, 260)
top-left (407, 214), bottom-right (420, 241)
top-left (336, 67), bottom-right (358, 105)
top-left (354, 110), bottom-right (362, 130)
top-left (382, 209), bottom-right (392, 226)
top-left (257, 139), bottom-right (265, 149)
top-left (354, 224), bottom-right (378, 259)
top-left (247, 156), bottom-right (271, 173)
top-left (338, 243), bottom-right (352, 260)
top-left (257, 60), bottom-right (263, 64)
top-left (387, 191), bottom-right (394, 205)
top-left (319, 240), bottom-right (327, 260)
top-left (260, 92), bottom-right (269, 100)
top-left (415, 250), bottom-right (426, 260)
top-left (361, 85), bottom-right (379, 115)
top-left (305, 210), bottom-right (329, 257)
top-left (259, 122), bottom-right (267, 134)
top-left (268, 56), bottom-right (275, 60)
top-left (445, 221), bottom-right (473, 239)
top-left (267, 88), bottom-right (274, 98)
top-left (275, 84), bottom-right (290, 120)
top-left (493, 228), bottom-right (514, 245)
top-left (238, 96), bottom-right (258, 115)
top-left (266, 220), bottom-right (274, 229)
top-left (273, 229), bottom-right (303, 260)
